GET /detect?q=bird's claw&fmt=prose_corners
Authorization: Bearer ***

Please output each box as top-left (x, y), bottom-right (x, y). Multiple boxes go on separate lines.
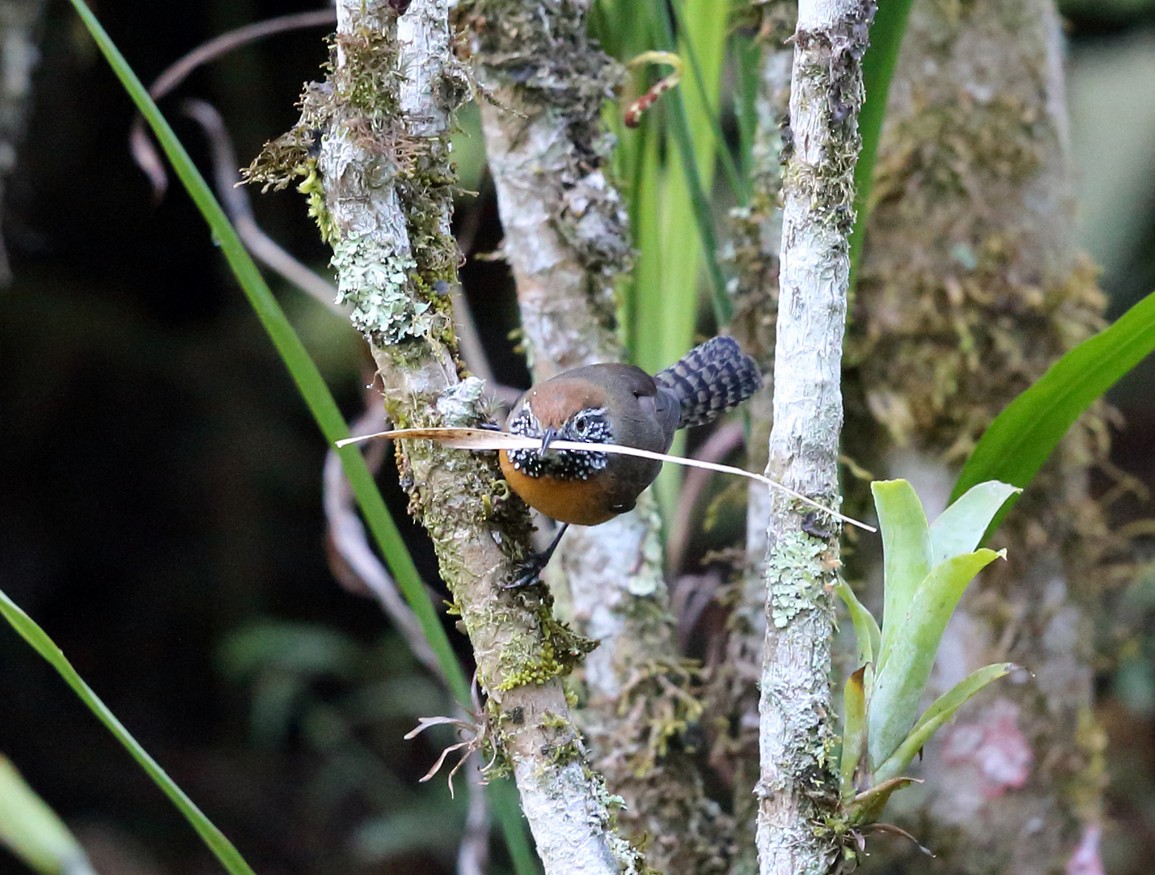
top-left (504, 551), bottom-right (550, 588)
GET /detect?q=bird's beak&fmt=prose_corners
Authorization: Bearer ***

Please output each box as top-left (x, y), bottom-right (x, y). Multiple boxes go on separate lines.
top-left (538, 427), bottom-right (557, 457)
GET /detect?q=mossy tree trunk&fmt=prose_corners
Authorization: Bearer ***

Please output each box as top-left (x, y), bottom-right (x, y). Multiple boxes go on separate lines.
top-left (847, 1), bottom-right (1108, 872)
top-left (754, 1), bottom-right (873, 873)
top-left (460, 2), bottom-right (732, 869)
top-left (309, 1), bottom-right (648, 870)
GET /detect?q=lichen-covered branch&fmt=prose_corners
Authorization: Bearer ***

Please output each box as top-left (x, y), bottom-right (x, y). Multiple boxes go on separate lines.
top-left (459, 2), bottom-right (728, 870)
top-left (755, 2), bottom-right (873, 874)
top-left (284, 2), bottom-right (644, 870)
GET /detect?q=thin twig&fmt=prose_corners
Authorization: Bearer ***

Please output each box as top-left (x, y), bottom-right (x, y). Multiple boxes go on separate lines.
top-left (129, 8), bottom-right (336, 198)
top-left (323, 402), bottom-right (445, 681)
top-left (180, 98), bottom-right (340, 311)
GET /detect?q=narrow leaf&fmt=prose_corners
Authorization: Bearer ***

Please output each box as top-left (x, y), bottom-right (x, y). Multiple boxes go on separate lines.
top-left (835, 579), bottom-right (881, 670)
top-left (658, 0), bottom-right (730, 326)
top-left (952, 288), bottom-right (1155, 517)
top-left (847, 777), bottom-right (921, 827)
top-left (0, 589), bottom-right (257, 875)
top-left (868, 549), bottom-right (1005, 767)
top-left (849, 0), bottom-right (916, 290)
top-left (872, 480), bottom-right (933, 676)
top-left (929, 481), bottom-right (1020, 565)
top-left (63, 5), bottom-right (535, 871)
top-left (0, 756), bottom-right (94, 875)
top-left (839, 667), bottom-right (869, 803)
top-left (875, 662), bottom-right (1017, 784)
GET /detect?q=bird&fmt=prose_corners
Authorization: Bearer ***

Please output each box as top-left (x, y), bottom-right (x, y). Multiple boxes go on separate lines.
top-left (499, 336), bottom-right (763, 583)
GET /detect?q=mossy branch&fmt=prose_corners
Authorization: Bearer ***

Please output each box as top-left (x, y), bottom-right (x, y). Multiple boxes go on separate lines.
top-left (294, 1), bottom-right (645, 870)
top-left (460, 1), bottom-right (729, 871)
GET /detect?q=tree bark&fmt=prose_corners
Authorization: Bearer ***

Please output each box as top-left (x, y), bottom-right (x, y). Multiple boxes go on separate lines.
top-left (462, 2), bottom-right (729, 869)
top-left (314, 2), bottom-right (645, 870)
top-left (849, 1), bottom-right (1108, 872)
top-left (755, 2), bottom-right (874, 874)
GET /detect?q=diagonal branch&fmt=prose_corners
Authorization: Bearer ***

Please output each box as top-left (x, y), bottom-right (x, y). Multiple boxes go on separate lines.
top-left (311, 2), bottom-right (642, 871)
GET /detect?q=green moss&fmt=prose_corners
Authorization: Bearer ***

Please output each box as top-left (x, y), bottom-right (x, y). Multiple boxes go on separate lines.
top-left (332, 26), bottom-right (403, 119)
top-left (601, 656), bottom-right (706, 779)
top-left (243, 81), bottom-right (334, 201)
top-left (296, 165), bottom-right (336, 245)
top-left (494, 611), bottom-right (597, 691)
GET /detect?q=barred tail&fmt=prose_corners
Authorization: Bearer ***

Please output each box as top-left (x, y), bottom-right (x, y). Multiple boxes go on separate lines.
top-left (654, 336), bottom-right (763, 428)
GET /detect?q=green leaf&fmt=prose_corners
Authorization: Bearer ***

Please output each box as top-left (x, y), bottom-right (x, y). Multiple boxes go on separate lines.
top-left (659, 0), bottom-right (731, 328)
top-left (871, 480), bottom-right (933, 677)
top-left (835, 579), bottom-right (881, 670)
top-left (0, 756), bottom-right (94, 875)
top-left (928, 481), bottom-right (1020, 565)
top-left (0, 590), bottom-right (257, 875)
top-left (867, 548), bottom-right (1005, 768)
top-left (849, 0), bottom-right (916, 291)
top-left (952, 289), bottom-right (1155, 520)
top-left (839, 666), bottom-right (869, 803)
top-left (874, 662), bottom-right (1017, 784)
top-left (62, 4), bottom-right (536, 872)
top-left (846, 776), bottom-right (920, 827)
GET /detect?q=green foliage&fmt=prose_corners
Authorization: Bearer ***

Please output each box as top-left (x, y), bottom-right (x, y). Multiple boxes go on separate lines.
top-left (217, 620), bottom-right (479, 865)
top-left (836, 479), bottom-right (1019, 825)
top-left (216, 621), bottom-right (451, 746)
top-left (0, 588), bottom-right (257, 875)
top-left (594, 0), bottom-right (731, 521)
top-left (0, 756), bottom-right (94, 875)
top-left (952, 287), bottom-right (1155, 529)
top-left (849, 0), bottom-right (915, 291)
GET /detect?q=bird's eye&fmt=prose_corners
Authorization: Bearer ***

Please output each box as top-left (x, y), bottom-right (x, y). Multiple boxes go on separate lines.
top-left (573, 412), bottom-right (590, 435)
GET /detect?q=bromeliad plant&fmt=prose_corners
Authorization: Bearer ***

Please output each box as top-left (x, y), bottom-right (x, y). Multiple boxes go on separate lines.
top-left (835, 479), bottom-right (1021, 829)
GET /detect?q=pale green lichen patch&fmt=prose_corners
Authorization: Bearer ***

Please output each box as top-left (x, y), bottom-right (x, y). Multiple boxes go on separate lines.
top-left (626, 507), bottom-right (666, 598)
top-left (767, 529), bottom-right (830, 629)
top-left (436, 376), bottom-right (487, 425)
top-left (331, 233), bottom-right (431, 342)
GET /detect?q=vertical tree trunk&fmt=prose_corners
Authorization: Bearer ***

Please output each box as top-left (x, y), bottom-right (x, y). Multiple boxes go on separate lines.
top-left (755, 2), bottom-right (874, 874)
top-left (461, 3), bottom-right (730, 869)
top-left (849, 1), bottom-right (1107, 871)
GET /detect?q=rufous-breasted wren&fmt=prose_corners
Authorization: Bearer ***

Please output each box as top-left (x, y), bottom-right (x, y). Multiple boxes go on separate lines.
top-left (498, 336), bottom-right (762, 580)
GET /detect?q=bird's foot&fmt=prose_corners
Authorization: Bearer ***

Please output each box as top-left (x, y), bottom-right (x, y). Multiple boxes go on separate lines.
top-left (504, 552), bottom-right (550, 589)
top-left (502, 523), bottom-right (569, 589)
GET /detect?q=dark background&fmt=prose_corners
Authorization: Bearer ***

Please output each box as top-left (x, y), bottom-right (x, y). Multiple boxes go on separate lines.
top-left (2, 2), bottom-right (1155, 873)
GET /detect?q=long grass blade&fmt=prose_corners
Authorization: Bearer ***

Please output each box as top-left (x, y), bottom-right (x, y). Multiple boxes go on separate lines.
top-left (848, 0), bottom-right (915, 292)
top-left (62, 4), bottom-right (537, 872)
top-left (0, 590), bottom-right (257, 875)
top-left (951, 288), bottom-right (1155, 529)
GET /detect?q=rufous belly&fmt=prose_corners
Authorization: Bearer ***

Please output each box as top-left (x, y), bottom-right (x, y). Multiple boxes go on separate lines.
top-left (499, 451), bottom-right (618, 526)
